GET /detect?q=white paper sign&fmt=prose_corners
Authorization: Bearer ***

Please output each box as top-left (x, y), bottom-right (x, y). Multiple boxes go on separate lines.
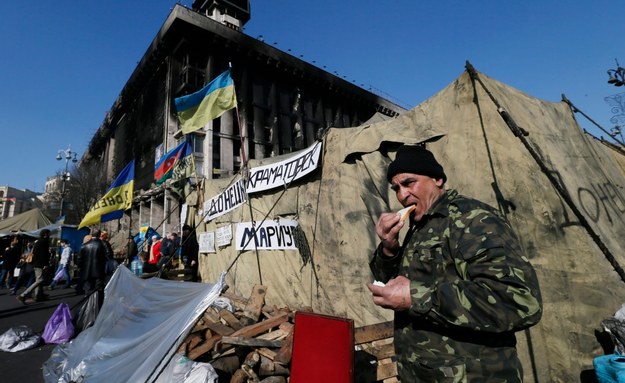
top-left (204, 178), bottom-right (247, 222)
top-left (236, 219), bottom-right (299, 251)
top-left (215, 225), bottom-right (232, 247)
top-left (198, 232), bottom-right (215, 253)
top-left (202, 142), bottom-right (322, 222)
top-left (246, 142), bottom-right (321, 193)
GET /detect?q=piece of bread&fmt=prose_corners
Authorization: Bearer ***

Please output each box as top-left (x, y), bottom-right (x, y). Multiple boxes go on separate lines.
top-left (398, 205), bottom-right (416, 222)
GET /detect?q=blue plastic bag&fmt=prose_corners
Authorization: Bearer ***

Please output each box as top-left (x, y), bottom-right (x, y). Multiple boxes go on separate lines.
top-left (42, 303), bottom-right (75, 344)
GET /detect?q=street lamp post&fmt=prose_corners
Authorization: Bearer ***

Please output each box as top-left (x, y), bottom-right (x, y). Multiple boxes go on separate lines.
top-left (56, 145), bottom-right (78, 218)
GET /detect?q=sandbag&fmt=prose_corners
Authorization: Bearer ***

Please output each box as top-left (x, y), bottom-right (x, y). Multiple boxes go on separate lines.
top-left (156, 353), bottom-right (218, 383)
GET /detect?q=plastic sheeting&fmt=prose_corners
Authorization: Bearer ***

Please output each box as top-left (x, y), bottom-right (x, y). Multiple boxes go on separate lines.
top-left (43, 266), bottom-right (225, 383)
top-left (0, 325), bottom-right (41, 352)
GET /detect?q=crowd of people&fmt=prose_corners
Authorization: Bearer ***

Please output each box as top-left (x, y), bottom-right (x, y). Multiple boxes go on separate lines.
top-left (0, 224), bottom-right (202, 305)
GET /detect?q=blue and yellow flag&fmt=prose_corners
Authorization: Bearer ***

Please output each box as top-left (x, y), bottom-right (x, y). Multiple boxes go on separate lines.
top-left (174, 69), bottom-right (237, 134)
top-left (78, 160), bottom-right (135, 229)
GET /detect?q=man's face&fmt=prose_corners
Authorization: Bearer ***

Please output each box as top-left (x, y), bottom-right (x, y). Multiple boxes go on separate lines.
top-left (390, 172), bottom-right (445, 221)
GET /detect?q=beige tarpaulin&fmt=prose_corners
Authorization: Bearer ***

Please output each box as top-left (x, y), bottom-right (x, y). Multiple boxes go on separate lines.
top-left (193, 66), bottom-right (625, 382)
top-left (0, 208), bottom-right (53, 236)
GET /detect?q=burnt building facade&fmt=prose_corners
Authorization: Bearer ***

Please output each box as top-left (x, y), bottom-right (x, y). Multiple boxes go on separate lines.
top-left (85, 1), bottom-right (404, 235)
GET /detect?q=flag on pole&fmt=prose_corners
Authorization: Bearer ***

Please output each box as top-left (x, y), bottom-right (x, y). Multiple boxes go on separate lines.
top-left (154, 140), bottom-right (193, 186)
top-left (174, 69), bottom-right (237, 135)
top-left (170, 140), bottom-right (196, 199)
top-left (171, 141), bottom-right (195, 183)
top-left (78, 160), bottom-right (135, 229)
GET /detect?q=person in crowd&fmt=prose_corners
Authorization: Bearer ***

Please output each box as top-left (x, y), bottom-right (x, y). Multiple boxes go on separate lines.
top-left (73, 234), bottom-right (92, 295)
top-left (10, 241), bottom-right (35, 295)
top-left (100, 230), bottom-right (118, 276)
top-left (367, 144), bottom-right (542, 382)
top-left (17, 229), bottom-right (51, 304)
top-left (138, 251), bottom-right (153, 273)
top-left (159, 232), bottom-right (173, 267)
top-left (149, 235), bottom-right (162, 267)
top-left (78, 228), bottom-right (107, 308)
top-left (0, 236), bottom-right (21, 289)
top-left (124, 235), bottom-right (138, 267)
top-left (100, 230), bottom-right (114, 260)
top-left (181, 225), bottom-right (199, 282)
top-left (171, 231), bottom-right (181, 250)
top-left (48, 239), bottom-right (72, 290)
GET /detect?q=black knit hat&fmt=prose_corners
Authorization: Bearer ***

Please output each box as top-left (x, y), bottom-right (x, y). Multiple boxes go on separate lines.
top-left (386, 145), bottom-right (447, 183)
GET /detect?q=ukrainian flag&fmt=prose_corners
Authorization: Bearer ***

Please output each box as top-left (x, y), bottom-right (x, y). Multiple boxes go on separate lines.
top-left (175, 69), bottom-right (237, 135)
top-left (78, 160), bottom-right (135, 229)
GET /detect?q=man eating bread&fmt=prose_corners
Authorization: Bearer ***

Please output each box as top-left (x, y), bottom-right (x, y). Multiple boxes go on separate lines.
top-left (367, 144), bottom-right (542, 382)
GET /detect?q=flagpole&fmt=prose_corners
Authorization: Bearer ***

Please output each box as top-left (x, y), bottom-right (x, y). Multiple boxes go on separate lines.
top-left (228, 63), bottom-right (248, 169)
top-left (227, 65), bottom-right (261, 283)
top-left (190, 142), bottom-right (204, 216)
top-left (233, 84), bottom-right (247, 169)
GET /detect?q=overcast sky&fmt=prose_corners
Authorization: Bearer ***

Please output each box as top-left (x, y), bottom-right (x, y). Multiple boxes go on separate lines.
top-left (1, 0), bottom-right (623, 192)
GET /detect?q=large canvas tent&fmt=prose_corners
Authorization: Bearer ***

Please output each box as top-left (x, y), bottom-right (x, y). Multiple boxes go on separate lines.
top-left (0, 208), bottom-right (53, 237)
top-left (193, 63), bottom-right (625, 382)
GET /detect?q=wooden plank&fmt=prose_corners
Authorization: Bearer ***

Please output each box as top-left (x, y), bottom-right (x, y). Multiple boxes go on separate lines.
top-left (273, 325), bottom-right (294, 365)
top-left (191, 319), bottom-right (208, 332)
top-left (257, 347), bottom-right (277, 361)
top-left (359, 342), bottom-right (395, 361)
top-left (256, 328), bottom-right (288, 341)
top-left (354, 321), bottom-right (394, 344)
top-left (186, 334), bottom-right (203, 353)
top-left (204, 319), bottom-right (235, 336)
top-left (376, 358), bottom-right (398, 381)
top-left (258, 355), bottom-right (290, 377)
top-left (221, 336), bottom-right (283, 348)
top-left (209, 354), bottom-right (240, 374)
top-left (242, 284), bottom-right (267, 322)
top-left (188, 334), bottom-right (222, 360)
top-left (219, 308), bottom-right (244, 330)
top-left (231, 312), bottom-right (288, 338)
top-left (278, 322), bottom-right (293, 333)
top-left (202, 308), bottom-right (221, 324)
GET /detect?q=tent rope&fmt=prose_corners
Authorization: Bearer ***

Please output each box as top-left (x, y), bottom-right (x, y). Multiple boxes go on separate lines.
top-left (224, 139), bottom-right (325, 280)
top-left (562, 95), bottom-right (625, 148)
top-left (465, 60), bottom-right (625, 284)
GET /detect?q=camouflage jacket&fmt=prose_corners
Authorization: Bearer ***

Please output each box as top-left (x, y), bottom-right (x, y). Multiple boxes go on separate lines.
top-left (370, 189), bottom-right (542, 382)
